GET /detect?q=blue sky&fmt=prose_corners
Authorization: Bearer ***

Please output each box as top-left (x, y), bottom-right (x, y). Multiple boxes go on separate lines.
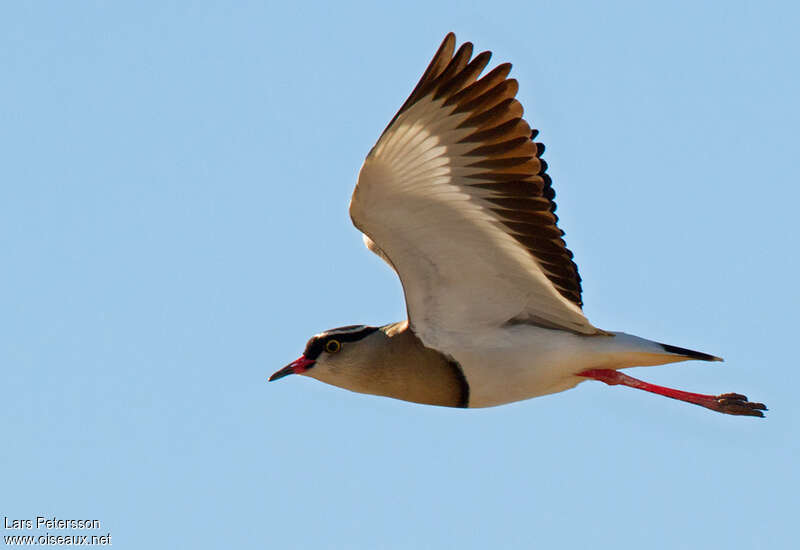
top-left (2, 1), bottom-right (798, 548)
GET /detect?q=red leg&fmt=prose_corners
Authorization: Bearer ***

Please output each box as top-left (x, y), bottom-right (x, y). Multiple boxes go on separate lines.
top-left (578, 369), bottom-right (767, 417)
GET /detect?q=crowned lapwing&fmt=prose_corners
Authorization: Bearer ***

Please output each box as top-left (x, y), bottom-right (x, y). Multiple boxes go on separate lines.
top-left (270, 33), bottom-right (766, 417)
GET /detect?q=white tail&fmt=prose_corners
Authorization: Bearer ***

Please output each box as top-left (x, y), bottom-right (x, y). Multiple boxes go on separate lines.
top-left (605, 332), bottom-right (723, 369)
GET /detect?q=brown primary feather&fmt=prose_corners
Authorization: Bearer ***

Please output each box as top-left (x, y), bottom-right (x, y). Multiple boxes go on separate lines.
top-left (434, 51), bottom-right (492, 101)
top-left (447, 64), bottom-right (513, 108)
top-left (462, 120), bottom-right (532, 146)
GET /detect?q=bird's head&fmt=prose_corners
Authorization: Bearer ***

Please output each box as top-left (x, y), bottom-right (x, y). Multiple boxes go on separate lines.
top-left (269, 325), bottom-right (381, 383)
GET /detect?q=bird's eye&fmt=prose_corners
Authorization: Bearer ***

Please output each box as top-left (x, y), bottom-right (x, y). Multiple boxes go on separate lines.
top-left (325, 339), bottom-right (341, 354)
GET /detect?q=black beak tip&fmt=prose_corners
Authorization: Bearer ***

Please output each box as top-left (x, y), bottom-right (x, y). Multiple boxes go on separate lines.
top-left (269, 356), bottom-right (315, 382)
top-left (268, 366), bottom-right (295, 382)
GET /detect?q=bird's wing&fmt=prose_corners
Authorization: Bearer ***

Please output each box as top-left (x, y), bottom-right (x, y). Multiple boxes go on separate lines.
top-left (350, 33), bottom-right (600, 345)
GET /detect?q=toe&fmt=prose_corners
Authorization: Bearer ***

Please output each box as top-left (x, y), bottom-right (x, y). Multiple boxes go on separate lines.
top-left (715, 394), bottom-right (767, 417)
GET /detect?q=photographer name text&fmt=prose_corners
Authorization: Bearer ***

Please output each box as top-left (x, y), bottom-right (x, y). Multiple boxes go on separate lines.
top-left (3, 517), bottom-right (101, 530)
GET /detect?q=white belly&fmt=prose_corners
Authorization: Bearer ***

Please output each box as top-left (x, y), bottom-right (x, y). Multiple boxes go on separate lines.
top-left (443, 326), bottom-right (679, 408)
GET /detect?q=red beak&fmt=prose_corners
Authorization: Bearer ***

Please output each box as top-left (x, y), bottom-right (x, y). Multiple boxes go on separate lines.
top-left (269, 356), bottom-right (315, 381)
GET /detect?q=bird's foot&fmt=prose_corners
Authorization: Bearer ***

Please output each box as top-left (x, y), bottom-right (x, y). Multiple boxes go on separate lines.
top-left (713, 393), bottom-right (767, 417)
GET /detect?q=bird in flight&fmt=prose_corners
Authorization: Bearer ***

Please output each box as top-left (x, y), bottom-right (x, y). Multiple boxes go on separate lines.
top-left (270, 33), bottom-right (766, 417)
